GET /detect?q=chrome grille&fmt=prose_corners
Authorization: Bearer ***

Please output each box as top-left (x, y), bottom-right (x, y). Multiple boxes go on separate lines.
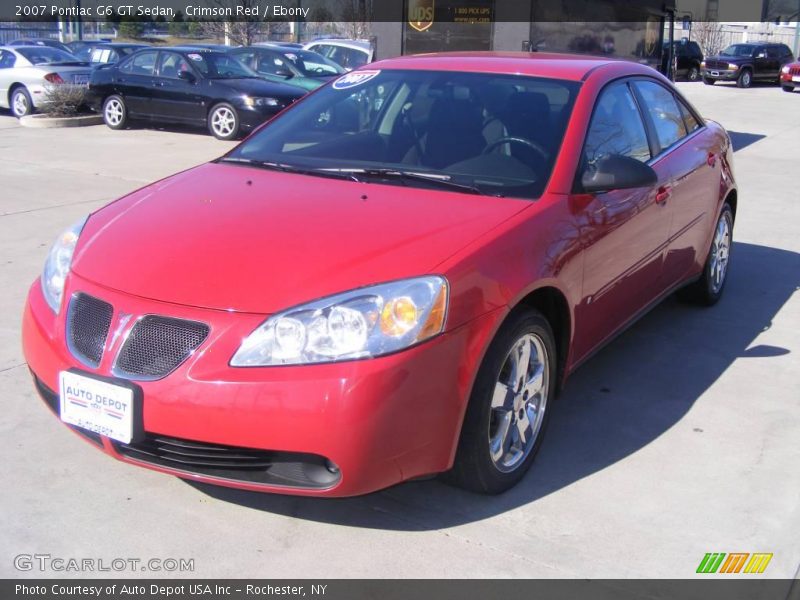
top-left (114, 316), bottom-right (209, 380)
top-left (705, 60), bottom-right (728, 69)
top-left (66, 293), bottom-right (113, 367)
top-left (790, 66), bottom-right (800, 76)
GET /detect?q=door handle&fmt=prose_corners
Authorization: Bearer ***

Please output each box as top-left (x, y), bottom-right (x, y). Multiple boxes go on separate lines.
top-left (655, 185), bottom-right (672, 205)
top-left (707, 152), bottom-right (717, 167)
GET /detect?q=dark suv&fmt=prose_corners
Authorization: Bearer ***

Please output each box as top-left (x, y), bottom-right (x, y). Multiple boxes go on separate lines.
top-left (663, 40), bottom-right (704, 81)
top-left (702, 42), bottom-right (795, 88)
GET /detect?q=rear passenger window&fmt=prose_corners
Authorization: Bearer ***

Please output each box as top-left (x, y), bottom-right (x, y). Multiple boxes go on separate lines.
top-left (633, 80), bottom-right (687, 152)
top-left (677, 100), bottom-right (700, 133)
top-left (125, 51), bottom-right (156, 76)
top-left (583, 82), bottom-right (651, 164)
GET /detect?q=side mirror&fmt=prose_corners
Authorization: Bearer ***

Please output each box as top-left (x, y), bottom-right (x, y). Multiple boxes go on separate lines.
top-left (178, 70), bottom-right (196, 83)
top-left (755, 52), bottom-right (766, 58)
top-left (274, 68), bottom-right (293, 78)
top-left (581, 155), bottom-right (658, 194)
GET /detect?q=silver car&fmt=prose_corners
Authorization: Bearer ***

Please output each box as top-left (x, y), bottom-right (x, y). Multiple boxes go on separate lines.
top-left (0, 46), bottom-right (92, 117)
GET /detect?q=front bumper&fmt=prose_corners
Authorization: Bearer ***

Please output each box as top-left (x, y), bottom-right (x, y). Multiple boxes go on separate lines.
top-left (236, 104), bottom-right (284, 131)
top-left (22, 273), bottom-right (502, 496)
top-left (780, 72), bottom-right (799, 86)
top-left (701, 68), bottom-right (739, 81)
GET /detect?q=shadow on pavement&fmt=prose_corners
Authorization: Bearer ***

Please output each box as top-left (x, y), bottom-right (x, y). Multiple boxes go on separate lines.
top-left (187, 241), bottom-right (798, 530)
top-left (727, 131), bottom-right (766, 152)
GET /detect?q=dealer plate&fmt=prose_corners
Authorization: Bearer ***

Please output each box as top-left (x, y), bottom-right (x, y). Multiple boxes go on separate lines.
top-left (59, 371), bottom-right (134, 443)
top-left (792, 75), bottom-right (800, 82)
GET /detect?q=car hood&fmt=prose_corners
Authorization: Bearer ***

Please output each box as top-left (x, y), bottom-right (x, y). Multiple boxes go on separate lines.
top-left (211, 77), bottom-right (305, 99)
top-left (707, 55), bottom-right (751, 63)
top-left (72, 162), bottom-right (528, 314)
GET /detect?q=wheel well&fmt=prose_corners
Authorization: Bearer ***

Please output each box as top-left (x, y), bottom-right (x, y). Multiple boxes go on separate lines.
top-left (8, 83), bottom-right (24, 103)
top-left (515, 287), bottom-right (571, 390)
top-left (725, 189), bottom-right (737, 222)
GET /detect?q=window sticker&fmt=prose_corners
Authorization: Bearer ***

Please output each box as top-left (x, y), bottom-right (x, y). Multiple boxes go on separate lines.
top-left (188, 53), bottom-right (203, 62)
top-left (332, 69), bottom-right (381, 90)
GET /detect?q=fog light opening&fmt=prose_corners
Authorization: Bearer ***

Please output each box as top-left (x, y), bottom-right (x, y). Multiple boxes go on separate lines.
top-left (325, 459), bottom-right (340, 474)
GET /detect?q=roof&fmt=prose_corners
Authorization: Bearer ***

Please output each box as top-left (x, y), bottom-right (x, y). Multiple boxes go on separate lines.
top-left (370, 51), bottom-right (632, 82)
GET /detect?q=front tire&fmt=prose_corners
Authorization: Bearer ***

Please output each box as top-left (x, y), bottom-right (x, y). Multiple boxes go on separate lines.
top-left (103, 95), bottom-right (128, 130)
top-left (736, 69), bottom-right (752, 88)
top-left (11, 87), bottom-right (33, 118)
top-left (208, 103), bottom-right (240, 140)
top-left (703, 77), bottom-right (715, 85)
top-left (782, 85), bottom-right (794, 93)
top-left (678, 204), bottom-right (734, 306)
top-left (446, 309), bottom-right (556, 494)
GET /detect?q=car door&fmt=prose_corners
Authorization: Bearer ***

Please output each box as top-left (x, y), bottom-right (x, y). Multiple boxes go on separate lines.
top-left (150, 51), bottom-right (205, 124)
top-left (631, 79), bottom-right (718, 286)
top-left (114, 50), bottom-right (157, 116)
top-left (753, 46), bottom-right (771, 80)
top-left (576, 79), bottom-right (672, 353)
top-left (0, 49), bottom-right (17, 108)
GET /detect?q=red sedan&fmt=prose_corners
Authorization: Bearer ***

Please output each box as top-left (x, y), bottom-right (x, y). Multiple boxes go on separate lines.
top-left (22, 53), bottom-right (737, 496)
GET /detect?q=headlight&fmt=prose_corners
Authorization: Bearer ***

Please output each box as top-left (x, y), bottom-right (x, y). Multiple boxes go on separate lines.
top-left (729, 63), bottom-right (738, 70)
top-left (243, 96), bottom-right (280, 107)
top-left (41, 216), bottom-right (88, 313)
top-left (700, 60), bottom-right (706, 68)
top-left (231, 276), bottom-right (448, 366)
top-left (782, 65), bottom-right (790, 74)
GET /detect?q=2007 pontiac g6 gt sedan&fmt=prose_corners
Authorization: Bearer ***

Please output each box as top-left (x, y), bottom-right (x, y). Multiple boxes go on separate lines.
top-left (23, 52), bottom-right (737, 496)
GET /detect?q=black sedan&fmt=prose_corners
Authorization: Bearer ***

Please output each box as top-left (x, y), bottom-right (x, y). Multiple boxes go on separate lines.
top-left (87, 47), bottom-right (306, 140)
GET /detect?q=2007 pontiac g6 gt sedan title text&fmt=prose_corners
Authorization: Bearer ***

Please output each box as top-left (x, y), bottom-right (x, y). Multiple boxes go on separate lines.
top-left (23, 52), bottom-right (737, 496)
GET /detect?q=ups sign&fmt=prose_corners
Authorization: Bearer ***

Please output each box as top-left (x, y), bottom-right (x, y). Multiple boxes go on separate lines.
top-left (408, 0), bottom-right (434, 32)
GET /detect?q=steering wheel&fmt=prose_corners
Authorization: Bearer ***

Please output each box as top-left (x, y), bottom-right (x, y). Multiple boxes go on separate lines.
top-left (483, 136), bottom-right (549, 162)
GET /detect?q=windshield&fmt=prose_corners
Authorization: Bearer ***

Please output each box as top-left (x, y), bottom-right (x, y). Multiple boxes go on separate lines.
top-left (282, 50), bottom-right (344, 77)
top-left (187, 52), bottom-right (259, 79)
top-left (721, 44), bottom-right (755, 57)
top-left (17, 47), bottom-right (79, 65)
top-left (227, 69), bottom-right (579, 200)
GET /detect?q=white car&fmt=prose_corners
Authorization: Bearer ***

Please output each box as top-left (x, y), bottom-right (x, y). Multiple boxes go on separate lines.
top-left (302, 39), bottom-right (374, 71)
top-left (0, 46), bottom-right (92, 117)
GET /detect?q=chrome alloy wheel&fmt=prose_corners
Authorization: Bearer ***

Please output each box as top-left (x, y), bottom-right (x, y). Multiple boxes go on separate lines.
top-left (488, 333), bottom-right (549, 472)
top-left (211, 106), bottom-right (236, 138)
top-left (104, 98), bottom-right (124, 126)
top-left (12, 90), bottom-right (29, 117)
top-left (709, 211), bottom-right (732, 293)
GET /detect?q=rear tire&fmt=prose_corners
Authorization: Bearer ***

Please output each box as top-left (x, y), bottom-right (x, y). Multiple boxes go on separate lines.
top-left (687, 66), bottom-right (699, 81)
top-left (703, 77), bottom-right (715, 85)
top-left (102, 95), bottom-right (128, 130)
top-left (10, 86), bottom-right (33, 118)
top-left (736, 69), bottom-right (752, 88)
top-left (445, 309), bottom-right (556, 494)
top-left (678, 204), bottom-right (734, 306)
top-left (208, 102), bottom-right (240, 140)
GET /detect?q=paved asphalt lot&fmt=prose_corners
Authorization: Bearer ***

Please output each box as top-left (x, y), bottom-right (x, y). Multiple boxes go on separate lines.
top-left (1, 82), bottom-right (798, 580)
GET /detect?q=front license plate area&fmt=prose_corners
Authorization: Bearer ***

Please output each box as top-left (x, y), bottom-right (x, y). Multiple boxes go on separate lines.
top-left (711, 71), bottom-right (720, 76)
top-left (59, 370), bottom-right (142, 444)
top-left (792, 75), bottom-right (800, 82)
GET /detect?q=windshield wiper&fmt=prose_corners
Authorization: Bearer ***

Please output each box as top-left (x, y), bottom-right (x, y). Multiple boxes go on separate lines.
top-left (319, 167), bottom-right (484, 195)
top-left (217, 157), bottom-right (361, 182)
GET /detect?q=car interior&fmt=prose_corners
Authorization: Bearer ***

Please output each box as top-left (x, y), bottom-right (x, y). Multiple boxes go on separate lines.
top-left (236, 72), bottom-right (578, 198)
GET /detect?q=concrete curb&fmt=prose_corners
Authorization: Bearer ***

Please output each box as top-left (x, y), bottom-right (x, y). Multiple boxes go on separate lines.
top-left (20, 114), bottom-right (103, 129)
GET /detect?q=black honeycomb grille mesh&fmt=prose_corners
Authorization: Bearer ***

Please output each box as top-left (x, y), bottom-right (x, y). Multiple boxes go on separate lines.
top-left (115, 316), bottom-right (209, 379)
top-left (67, 293), bottom-right (113, 367)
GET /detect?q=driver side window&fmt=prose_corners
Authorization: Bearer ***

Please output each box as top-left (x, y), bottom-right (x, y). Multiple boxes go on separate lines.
top-left (584, 82), bottom-right (651, 165)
